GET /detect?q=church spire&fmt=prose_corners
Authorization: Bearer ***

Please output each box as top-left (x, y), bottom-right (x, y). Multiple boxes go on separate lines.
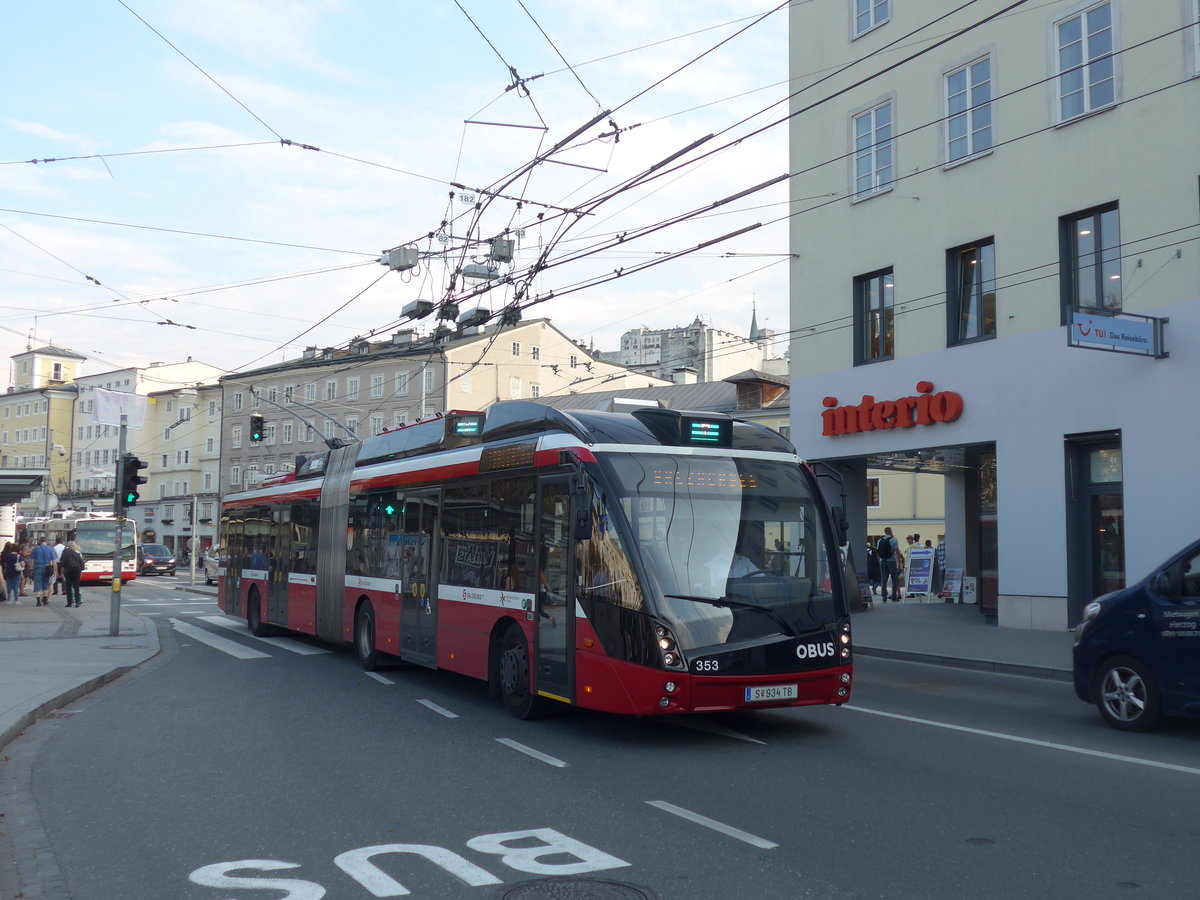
top-left (748, 299), bottom-right (761, 342)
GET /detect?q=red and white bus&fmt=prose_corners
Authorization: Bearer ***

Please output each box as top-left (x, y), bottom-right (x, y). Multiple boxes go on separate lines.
top-left (20, 514), bottom-right (138, 583)
top-left (215, 401), bottom-right (854, 718)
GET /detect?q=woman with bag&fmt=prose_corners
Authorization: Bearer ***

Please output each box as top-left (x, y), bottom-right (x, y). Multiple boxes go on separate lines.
top-left (59, 541), bottom-right (85, 608)
top-left (2, 542), bottom-right (22, 603)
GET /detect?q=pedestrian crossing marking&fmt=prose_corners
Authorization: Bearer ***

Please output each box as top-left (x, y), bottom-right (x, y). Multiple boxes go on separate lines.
top-left (195, 615), bottom-right (331, 655)
top-left (169, 618), bottom-right (270, 659)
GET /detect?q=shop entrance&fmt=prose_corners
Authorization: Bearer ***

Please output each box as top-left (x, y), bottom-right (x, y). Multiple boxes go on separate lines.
top-left (1066, 432), bottom-right (1124, 623)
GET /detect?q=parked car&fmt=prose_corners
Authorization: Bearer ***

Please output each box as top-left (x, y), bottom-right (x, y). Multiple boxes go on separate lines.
top-left (138, 543), bottom-right (176, 577)
top-left (1073, 539), bottom-right (1200, 731)
top-left (202, 548), bottom-right (221, 586)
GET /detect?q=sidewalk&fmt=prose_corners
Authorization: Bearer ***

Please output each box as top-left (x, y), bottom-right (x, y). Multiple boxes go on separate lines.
top-left (0, 589), bottom-right (159, 750)
top-left (0, 587), bottom-right (1075, 751)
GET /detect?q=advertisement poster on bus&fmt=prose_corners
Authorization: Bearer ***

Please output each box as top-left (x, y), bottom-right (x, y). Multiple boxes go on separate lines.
top-left (905, 548), bottom-right (935, 601)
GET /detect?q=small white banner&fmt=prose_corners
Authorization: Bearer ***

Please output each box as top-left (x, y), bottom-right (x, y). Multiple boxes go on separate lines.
top-left (92, 388), bottom-right (148, 428)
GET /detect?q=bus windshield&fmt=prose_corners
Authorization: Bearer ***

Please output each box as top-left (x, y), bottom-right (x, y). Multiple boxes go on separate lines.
top-left (75, 520), bottom-right (137, 559)
top-left (601, 453), bottom-right (842, 652)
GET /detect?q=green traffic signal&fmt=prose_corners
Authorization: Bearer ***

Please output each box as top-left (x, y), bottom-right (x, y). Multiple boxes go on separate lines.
top-left (119, 454), bottom-right (148, 509)
top-left (250, 413), bottom-right (265, 443)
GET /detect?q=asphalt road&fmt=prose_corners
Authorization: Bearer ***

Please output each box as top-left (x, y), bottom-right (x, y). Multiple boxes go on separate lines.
top-left (10, 583), bottom-right (1200, 899)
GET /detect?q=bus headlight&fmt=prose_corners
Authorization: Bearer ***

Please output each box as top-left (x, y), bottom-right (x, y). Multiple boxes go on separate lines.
top-left (654, 623), bottom-right (687, 671)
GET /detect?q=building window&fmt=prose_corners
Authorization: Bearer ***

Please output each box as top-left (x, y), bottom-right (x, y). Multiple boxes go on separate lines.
top-left (569, 355), bottom-right (578, 369)
top-left (867, 477), bottom-right (881, 508)
top-left (1060, 204), bottom-right (1121, 320)
top-left (346, 418), bottom-right (358, 436)
top-left (347, 378), bottom-right (359, 401)
top-left (853, 0), bottom-right (888, 36)
top-left (854, 269), bottom-right (895, 364)
top-left (945, 57), bottom-right (992, 163)
top-left (283, 387), bottom-right (293, 405)
top-left (231, 425), bottom-right (242, 449)
top-left (231, 466), bottom-right (241, 486)
top-left (423, 369), bottom-right (434, 393)
top-left (530, 383), bottom-right (540, 398)
top-left (233, 392), bottom-right (243, 411)
top-left (531, 346), bottom-right (540, 361)
top-left (304, 383), bottom-right (316, 402)
top-left (509, 377), bottom-right (521, 400)
top-left (371, 416), bottom-right (383, 435)
top-left (948, 239), bottom-right (997, 344)
top-left (266, 425), bottom-right (276, 445)
top-left (395, 372), bottom-right (409, 396)
top-left (283, 423), bottom-right (293, 444)
top-left (1056, 2), bottom-right (1115, 122)
top-left (852, 101), bottom-right (894, 199)
top-left (511, 341), bottom-right (521, 357)
top-left (370, 375), bottom-right (384, 398)
top-left (208, 400), bottom-right (217, 417)
top-left (205, 437), bottom-right (215, 453)
top-left (252, 392), bottom-right (261, 409)
top-left (203, 473), bottom-right (213, 491)
top-left (325, 381), bottom-right (337, 401)
top-left (305, 424), bottom-right (314, 443)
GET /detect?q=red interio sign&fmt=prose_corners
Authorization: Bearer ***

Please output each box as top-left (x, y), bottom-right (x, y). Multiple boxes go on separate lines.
top-left (821, 381), bottom-right (963, 436)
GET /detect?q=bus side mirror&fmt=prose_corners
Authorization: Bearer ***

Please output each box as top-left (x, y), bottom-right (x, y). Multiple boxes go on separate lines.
top-left (832, 507), bottom-right (849, 546)
top-left (572, 493), bottom-right (592, 542)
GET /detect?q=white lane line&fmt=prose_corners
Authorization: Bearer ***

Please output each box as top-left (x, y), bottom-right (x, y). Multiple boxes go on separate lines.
top-left (496, 738), bottom-right (568, 768)
top-left (196, 615), bottom-right (331, 655)
top-left (127, 600), bottom-right (215, 606)
top-left (847, 705), bottom-right (1200, 777)
top-left (169, 618), bottom-right (270, 659)
top-left (366, 672), bottom-right (394, 685)
top-left (665, 717), bottom-right (766, 744)
top-left (417, 699), bottom-right (459, 718)
top-left (646, 800), bottom-right (778, 849)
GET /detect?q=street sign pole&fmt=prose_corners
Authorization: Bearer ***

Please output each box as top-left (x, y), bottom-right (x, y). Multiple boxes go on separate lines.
top-left (110, 415), bottom-right (127, 637)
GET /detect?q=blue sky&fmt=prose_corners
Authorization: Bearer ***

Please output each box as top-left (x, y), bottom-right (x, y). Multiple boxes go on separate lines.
top-left (1, 1), bottom-right (793, 386)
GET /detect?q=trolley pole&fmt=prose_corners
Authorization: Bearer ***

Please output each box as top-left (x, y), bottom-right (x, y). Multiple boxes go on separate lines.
top-left (110, 415), bottom-right (127, 637)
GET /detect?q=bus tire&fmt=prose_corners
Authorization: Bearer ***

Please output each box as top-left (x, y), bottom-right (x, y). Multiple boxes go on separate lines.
top-left (498, 623), bottom-right (546, 720)
top-left (356, 601), bottom-right (379, 671)
top-left (247, 589), bottom-right (269, 637)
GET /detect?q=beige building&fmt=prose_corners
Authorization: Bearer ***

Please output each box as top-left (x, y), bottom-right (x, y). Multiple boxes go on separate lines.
top-left (2, 345), bottom-right (86, 513)
top-left (220, 319), bottom-right (672, 491)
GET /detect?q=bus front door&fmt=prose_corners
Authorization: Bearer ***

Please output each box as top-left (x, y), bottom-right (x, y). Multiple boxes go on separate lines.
top-left (535, 477), bottom-right (575, 705)
top-left (399, 491), bottom-right (438, 667)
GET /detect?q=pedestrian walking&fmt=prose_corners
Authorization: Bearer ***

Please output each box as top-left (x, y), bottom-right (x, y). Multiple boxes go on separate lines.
top-left (866, 541), bottom-right (881, 595)
top-left (20, 544), bottom-right (33, 596)
top-left (31, 537), bottom-right (58, 606)
top-left (877, 527), bottom-right (901, 602)
top-left (2, 542), bottom-right (22, 603)
top-left (59, 541), bottom-right (85, 608)
top-left (52, 537), bottom-right (66, 595)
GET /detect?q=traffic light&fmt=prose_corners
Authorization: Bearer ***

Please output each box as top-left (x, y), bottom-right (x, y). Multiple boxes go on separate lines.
top-left (250, 413), bottom-right (265, 443)
top-left (119, 454), bottom-right (148, 511)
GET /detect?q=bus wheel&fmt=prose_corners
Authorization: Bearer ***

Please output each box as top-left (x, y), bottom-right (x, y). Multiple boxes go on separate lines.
top-left (247, 590), bottom-right (269, 637)
top-left (498, 624), bottom-right (545, 720)
top-left (356, 602), bottom-right (379, 671)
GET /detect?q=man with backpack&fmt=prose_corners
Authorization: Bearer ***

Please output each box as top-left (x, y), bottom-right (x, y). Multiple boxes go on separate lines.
top-left (877, 527), bottom-right (902, 603)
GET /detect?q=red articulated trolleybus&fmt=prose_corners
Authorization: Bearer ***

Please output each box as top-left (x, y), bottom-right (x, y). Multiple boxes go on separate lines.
top-left (215, 401), bottom-right (854, 718)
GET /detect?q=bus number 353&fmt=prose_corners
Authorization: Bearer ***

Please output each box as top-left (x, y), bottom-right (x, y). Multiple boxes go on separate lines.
top-left (694, 659), bottom-right (720, 672)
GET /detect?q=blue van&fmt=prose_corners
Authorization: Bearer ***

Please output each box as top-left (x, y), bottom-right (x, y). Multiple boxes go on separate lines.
top-left (1073, 539), bottom-right (1200, 731)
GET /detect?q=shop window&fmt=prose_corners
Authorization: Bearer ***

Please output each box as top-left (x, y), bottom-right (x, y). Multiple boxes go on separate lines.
top-left (948, 238), bottom-right (997, 345)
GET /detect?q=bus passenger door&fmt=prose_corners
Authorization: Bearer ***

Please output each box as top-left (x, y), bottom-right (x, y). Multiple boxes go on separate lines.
top-left (536, 477), bottom-right (576, 704)
top-left (399, 490), bottom-right (438, 667)
top-left (268, 508), bottom-right (292, 626)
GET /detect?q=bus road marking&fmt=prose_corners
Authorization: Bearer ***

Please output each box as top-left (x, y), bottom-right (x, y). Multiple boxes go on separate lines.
top-left (196, 615), bottom-right (332, 655)
top-left (127, 600), bottom-right (215, 606)
top-left (847, 705), bottom-right (1200, 777)
top-left (496, 738), bottom-right (568, 768)
top-left (169, 619), bottom-right (270, 660)
top-left (366, 672), bottom-right (393, 685)
top-left (417, 699), bottom-right (459, 718)
top-left (646, 800), bottom-right (778, 849)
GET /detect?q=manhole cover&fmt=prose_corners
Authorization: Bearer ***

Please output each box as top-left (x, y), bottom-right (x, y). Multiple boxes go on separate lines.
top-left (495, 878), bottom-right (660, 899)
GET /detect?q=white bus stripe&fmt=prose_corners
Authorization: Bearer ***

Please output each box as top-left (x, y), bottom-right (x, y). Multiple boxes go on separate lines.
top-left (169, 618), bottom-right (270, 660)
top-left (417, 699), bottom-right (459, 719)
top-left (645, 800), bottom-right (778, 849)
top-left (196, 615), bottom-right (331, 655)
top-left (847, 705), bottom-right (1200, 776)
top-left (496, 738), bottom-right (568, 768)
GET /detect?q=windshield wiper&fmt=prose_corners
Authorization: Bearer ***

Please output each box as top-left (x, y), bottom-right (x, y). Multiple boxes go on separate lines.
top-left (664, 594), bottom-right (796, 637)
